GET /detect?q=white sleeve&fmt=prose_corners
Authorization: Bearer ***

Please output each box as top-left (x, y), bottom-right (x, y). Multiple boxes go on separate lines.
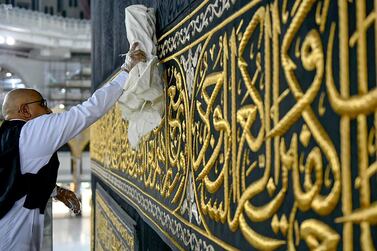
top-left (19, 72), bottom-right (128, 173)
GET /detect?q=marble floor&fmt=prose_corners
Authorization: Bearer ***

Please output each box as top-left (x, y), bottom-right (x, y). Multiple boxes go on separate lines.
top-left (52, 182), bottom-right (92, 251)
top-left (53, 217), bottom-right (90, 251)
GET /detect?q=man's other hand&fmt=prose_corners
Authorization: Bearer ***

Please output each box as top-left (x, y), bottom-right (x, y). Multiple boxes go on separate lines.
top-left (55, 186), bottom-right (81, 215)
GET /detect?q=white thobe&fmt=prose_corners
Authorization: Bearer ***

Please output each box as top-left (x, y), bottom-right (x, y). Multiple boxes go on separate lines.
top-left (0, 72), bottom-right (128, 251)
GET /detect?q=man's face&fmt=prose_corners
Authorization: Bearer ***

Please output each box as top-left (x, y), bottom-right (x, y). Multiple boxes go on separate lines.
top-left (18, 91), bottom-right (52, 120)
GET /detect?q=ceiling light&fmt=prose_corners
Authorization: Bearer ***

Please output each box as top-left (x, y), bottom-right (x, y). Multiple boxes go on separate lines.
top-left (0, 36), bottom-right (5, 44)
top-left (59, 104), bottom-right (65, 109)
top-left (6, 72), bottom-right (12, 77)
top-left (8, 78), bottom-right (21, 84)
top-left (6, 37), bottom-right (15, 46)
top-left (61, 88), bottom-right (66, 93)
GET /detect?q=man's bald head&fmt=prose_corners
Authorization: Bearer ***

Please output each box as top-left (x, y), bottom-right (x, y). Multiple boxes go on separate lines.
top-left (2, 88), bottom-right (48, 120)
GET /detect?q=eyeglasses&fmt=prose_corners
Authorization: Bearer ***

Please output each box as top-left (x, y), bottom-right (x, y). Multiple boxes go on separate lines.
top-left (22, 99), bottom-right (48, 108)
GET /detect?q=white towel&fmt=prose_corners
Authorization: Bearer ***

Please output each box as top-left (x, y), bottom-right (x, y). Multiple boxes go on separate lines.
top-left (118, 5), bottom-right (164, 149)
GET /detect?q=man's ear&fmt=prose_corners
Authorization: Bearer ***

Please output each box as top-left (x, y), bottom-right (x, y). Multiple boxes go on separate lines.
top-left (19, 104), bottom-right (31, 119)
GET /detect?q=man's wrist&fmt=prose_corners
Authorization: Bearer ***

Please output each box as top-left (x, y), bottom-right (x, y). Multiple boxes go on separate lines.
top-left (112, 71), bottom-right (129, 87)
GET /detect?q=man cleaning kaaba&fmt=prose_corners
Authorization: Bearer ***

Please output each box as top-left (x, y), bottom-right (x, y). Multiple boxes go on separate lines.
top-left (0, 43), bottom-right (146, 251)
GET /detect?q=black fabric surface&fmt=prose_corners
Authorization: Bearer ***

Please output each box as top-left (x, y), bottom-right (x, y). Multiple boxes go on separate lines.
top-left (91, 0), bottom-right (199, 91)
top-left (91, 0), bottom-right (377, 250)
top-left (92, 174), bottom-right (172, 251)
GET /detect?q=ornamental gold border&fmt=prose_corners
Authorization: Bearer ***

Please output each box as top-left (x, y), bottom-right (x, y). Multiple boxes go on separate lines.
top-left (91, 161), bottom-right (238, 251)
top-left (160, 0), bottom-right (261, 62)
top-left (158, 0), bottom-right (209, 41)
top-left (96, 188), bottom-right (136, 250)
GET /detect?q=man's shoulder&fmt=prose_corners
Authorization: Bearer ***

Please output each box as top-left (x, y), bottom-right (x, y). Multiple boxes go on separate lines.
top-left (23, 114), bottom-right (56, 129)
top-left (19, 114), bottom-right (57, 141)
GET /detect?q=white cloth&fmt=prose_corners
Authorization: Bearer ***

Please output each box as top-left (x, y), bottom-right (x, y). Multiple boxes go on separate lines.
top-left (124, 5), bottom-right (156, 57)
top-left (0, 72), bottom-right (128, 251)
top-left (118, 5), bottom-right (164, 149)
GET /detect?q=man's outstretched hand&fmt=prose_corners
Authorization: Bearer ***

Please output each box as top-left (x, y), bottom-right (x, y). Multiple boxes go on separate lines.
top-left (54, 186), bottom-right (81, 215)
top-left (121, 42), bottom-right (147, 73)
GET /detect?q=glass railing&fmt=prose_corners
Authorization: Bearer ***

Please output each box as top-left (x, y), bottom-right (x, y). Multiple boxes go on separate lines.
top-left (0, 4), bottom-right (91, 38)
